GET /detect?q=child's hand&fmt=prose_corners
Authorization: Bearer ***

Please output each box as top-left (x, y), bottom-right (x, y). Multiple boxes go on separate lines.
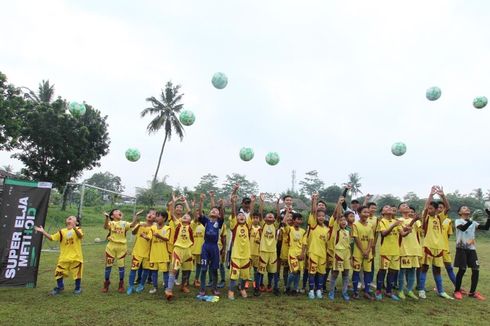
top-left (394, 219), bottom-right (402, 226)
top-left (259, 193), bottom-right (265, 202)
top-left (250, 195), bottom-right (256, 202)
top-left (298, 253), bottom-right (305, 261)
top-left (135, 209), bottom-right (144, 216)
top-left (104, 212), bottom-right (109, 218)
top-left (218, 198), bottom-right (224, 207)
top-left (209, 191), bottom-right (215, 198)
top-left (35, 225), bottom-right (44, 233)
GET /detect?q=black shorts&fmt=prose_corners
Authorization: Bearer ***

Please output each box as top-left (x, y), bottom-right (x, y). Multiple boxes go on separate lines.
top-left (454, 248), bottom-right (479, 269)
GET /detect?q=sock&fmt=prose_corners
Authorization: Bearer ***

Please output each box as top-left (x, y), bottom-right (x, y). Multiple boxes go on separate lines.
top-left (219, 263), bottom-right (225, 282)
top-left (118, 267), bottom-right (125, 281)
top-left (211, 269), bottom-right (218, 290)
top-left (309, 274), bottom-right (315, 291)
top-left (254, 270), bottom-right (261, 289)
top-left (137, 266), bottom-right (143, 280)
top-left (163, 272), bottom-right (169, 289)
top-left (398, 269), bottom-right (406, 292)
top-left (283, 266), bottom-right (289, 288)
top-left (151, 270), bottom-right (158, 288)
top-left (352, 271), bottom-right (360, 293)
top-left (329, 274), bottom-right (337, 293)
top-left (445, 265), bottom-right (456, 286)
top-left (139, 269), bottom-right (149, 287)
top-left (419, 271), bottom-right (427, 291)
top-left (376, 270), bottom-right (386, 291)
top-left (386, 271), bottom-right (394, 294)
top-left (195, 264), bottom-right (202, 282)
top-left (342, 273), bottom-right (349, 294)
top-left (364, 272), bottom-right (373, 293)
top-left (104, 267), bottom-right (112, 281)
top-left (200, 267), bottom-right (209, 291)
top-left (434, 273), bottom-right (444, 294)
top-left (74, 278), bottom-right (81, 291)
top-left (294, 273), bottom-right (300, 290)
top-left (175, 269), bottom-right (180, 283)
top-left (302, 269), bottom-right (308, 289)
top-left (287, 272), bottom-right (295, 289)
top-left (317, 273), bottom-right (324, 290)
top-left (322, 274), bottom-right (328, 291)
top-left (167, 273), bottom-right (176, 291)
top-left (56, 278), bottom-right (64, 289)
top-left (407, 268), bottom-right (415, 292)
top-left (229, 279), bottom-right (237, 291)
top-left (240, 279), bottom-right (246, 289)
top-left (470, 269), bottom-right (479, 294)
top-left (393, 270), bottom-right (399, 288)
top-left (273, 272), bottom-right (279, 289)
top-left (128, 270), bottom-right (136, 287)
top-left (183, 271), bottom-right (191, 285)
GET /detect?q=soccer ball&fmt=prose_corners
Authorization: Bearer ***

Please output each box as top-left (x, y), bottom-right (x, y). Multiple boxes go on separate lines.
top-left (68, 101), bottom-right (86, 116)
top-left (94, 237), bottom-right (102, 243)
top-left (212, 72), bottom-right (228, 89)
top-left (265, 152), bottom-right (280, 165)
top-left (426, 86), bottom-right (441, 101)
top-left (391, 142), bottom-right (407, 156)
top-left (179, 110), bottom-right (196, 126)
top-left (473, 96), bottom-right (488, 109)
top-left (239, 147), bottom-right (254, 161)
top-left (125, 148), bottom-right (141, 162)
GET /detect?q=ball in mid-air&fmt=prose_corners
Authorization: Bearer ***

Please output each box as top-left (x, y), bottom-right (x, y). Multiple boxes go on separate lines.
top-left (426, 86), bottom-right (441, 101)
top-left (125, 148), bottom-right (141, 162)
top-left (391, 142), bottom-right (407, 156)
top-left (212, 72), bottom-right (228, 89)
top-left (473, 96), bottom-right (488, 109)
top-left (265, 152), bottom-right (280, 165)
top-left (239, 147), bottom-right (254, 161)
top-left (179, 110), bottom-right (196, 126)
top-left (69, 101), bottom-right (86, 116)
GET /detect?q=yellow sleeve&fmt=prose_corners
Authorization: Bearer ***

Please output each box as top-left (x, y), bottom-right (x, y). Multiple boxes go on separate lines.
top-left (368, 228), bottom-right (374, 240)
top-left (329, 216), bottom-right (335, 227)
top-left (447, 220), bottom-right (453, 235)
top-left (301, 230), bottom-right (307, 245)
top-left (124, 221), bottom-right (130, 231)
top-left (378, 220), bottom-right (388, 232)
top-left (230, 215), bottom-right (237, 229)
top-left (308, 213), bottom-right (317, 228)
top-left (51, 230), bottom-right (61, 242)
top-left (75, 227), bottom-right (84, 238)
top-left (352, 224), bottom-right (359, 238)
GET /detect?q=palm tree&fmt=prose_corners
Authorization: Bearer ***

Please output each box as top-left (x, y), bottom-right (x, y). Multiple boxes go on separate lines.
top-left (141, 81), bottom-right (185, 185)
top-left (342, 172), bottom-right (362, 197)
top-left (23, 80), bottom-right (55, 103)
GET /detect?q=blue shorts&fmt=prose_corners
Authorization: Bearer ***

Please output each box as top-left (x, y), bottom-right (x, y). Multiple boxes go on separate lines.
top-left (201, 243), bottom-right (220, 270)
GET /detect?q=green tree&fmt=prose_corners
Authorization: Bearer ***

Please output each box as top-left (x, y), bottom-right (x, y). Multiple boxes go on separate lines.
top-left (472, 188), bottom-right (484, 203)
top-left (0, 71), bottom-right (25, 150)
top-left (136, 178), bottom-right (173, 207)
top-left (194, 174), bottom-right (220, 196)
top-left (299, 170), bottom-right (325, 197)
top-left (141, 81), bottom-right (185, 185)
top-left (319, 184), bottom-right (342, 203)
top-left (84, 171), bottom-right (125, 193)
top-left (222, 173), bottom-right (259, 198)
top-left (342, 172), bottom-right (362, 197)
top-left (376, 194), bottom-right (401, 209)
top-left (22, 80), bottom-right (55, 104)
top-left (403, 191), bottom-right (425, 211)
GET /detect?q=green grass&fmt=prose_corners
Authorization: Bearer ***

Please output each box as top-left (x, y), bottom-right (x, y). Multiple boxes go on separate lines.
top-left (1, 213), bottom-right (490, 325)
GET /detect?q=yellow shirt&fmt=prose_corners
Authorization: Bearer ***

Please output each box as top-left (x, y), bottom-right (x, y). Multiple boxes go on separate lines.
top-left (190, 221), bottom-right (205, 255)
top-left (280, 226), bottom-right (290, 255)
top-left (334, 226), bottom-right (351, 251)
top-left (441, 214), bottom-right (453, 252)
top-left (107, 220), bottom-right (131, 244)
top-left (307, 223), bottom-right (329, 258)
top-left (173, 222), bottom-right (194, 249)
top-left (250, 224), bottom-right (261, 256)
top-left (367, 215), bottom-right (378, 231)
top-left (51, 227), bottom-right (83, 262)
top-left (132, 223), bottom-right (153, 258)
top-left (352, 221), bottom-right (374, 258)
top-left (423, 214), bottom-right (444, 249)
top-left (149, 225), bottom-right (170, 263)
top-left (219, 224), bottom-right (227, 251)
top-left (287, 226), bottom-right (306, 257)
top-left (259, 223), bottom-right (277, 253)
top-left (399, 218), bottom-right (422, 257)
top-left (377, 217), bottom-right (401, 256)
top-left (230, 215), bottom-right (250, 259)
top-left (327, 216), bottom-right (336, 250)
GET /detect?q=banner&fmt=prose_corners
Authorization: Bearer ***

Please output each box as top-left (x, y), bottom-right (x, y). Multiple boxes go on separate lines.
top-left (0, 178), bottom-right (52, 287)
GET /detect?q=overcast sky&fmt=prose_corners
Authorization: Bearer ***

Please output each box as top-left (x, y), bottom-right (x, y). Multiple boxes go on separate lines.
top-left (1, 0), bottom-right (490, 198)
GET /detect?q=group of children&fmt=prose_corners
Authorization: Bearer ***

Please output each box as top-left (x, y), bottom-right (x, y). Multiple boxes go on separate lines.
top-left (37, 184), bottom-right (490, 302)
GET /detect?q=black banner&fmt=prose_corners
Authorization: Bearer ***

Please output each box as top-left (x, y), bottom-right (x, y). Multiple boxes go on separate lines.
top-left (0, 178), bottom-right (52, 287)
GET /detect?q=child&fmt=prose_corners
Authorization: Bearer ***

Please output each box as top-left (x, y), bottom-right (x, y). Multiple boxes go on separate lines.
top-left (217, 221), bottom-right (227, 288)
top-left (35, 216), bottom-right (83, 295)
top-left (285, 213), bottom-right (307, 295)
top-left (436, 187), bottom-right (457, 289)
top-left (190, 200), bottom-right (205, 289)
top-left (127, 209), bottom-right (155, 295)
top-left (418, 186), bottom-right (453, 300)
top-left (352, 206), bottom-right (375, 300)
top-left (453, 206), bottom-right (490, 300)
top-left (148, 211), bottom-right (171, 293)
top-left (229, 187), bottom-right (251, 300)
top-left (397, 203), bottom-right (421, 300)
top-left (257, 208), bottom-right (280, 295)
top-left (329, 198), bottom-right (352, 301)
top-left (249, 199), bottom-right (263, 292)
top-left (102, 209), bottom-right (141, 293)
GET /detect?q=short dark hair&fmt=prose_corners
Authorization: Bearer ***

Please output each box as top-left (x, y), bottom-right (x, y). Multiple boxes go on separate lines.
top-left (252, 210), bottom-right (260, 217)
top-left (175, 203), bottom-right (184, 208)
top-left (292, 212), bottom-right (303, 220)
top-left (429, 201), bottom-right (439, 210)
top-left (318, 200), bottom-right (327, 206)
top-left (409, 206), bottom-right (416, 212)
top-left (397, 202), bottom-right (407, 209)
top-left (316, 208), bottom-right (326, 215)
top-left (283, 195), bottom-right (293, 200)
top-left (344, 211), bottom-right (354, 218)
top-left (351, 199), bottom-right (360, 205)
top-left (367, 202), bottom-right (377, 208)
top-left (157, 210), bottom-right (169, 220)
top-left (242, 197), bottom-right (251, 204)
top-left (357, 205), bottom-right (368, 214)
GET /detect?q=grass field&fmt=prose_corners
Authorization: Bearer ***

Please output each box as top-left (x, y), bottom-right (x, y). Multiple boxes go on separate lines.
top-left (1, 207), bottom-right (489, 325)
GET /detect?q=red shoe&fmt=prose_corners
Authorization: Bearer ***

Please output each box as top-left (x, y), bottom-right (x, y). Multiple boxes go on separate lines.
top-left (259, 285), bottom-right (266, 292)
top-left (454, 291), bottom-right (463, 300)
top-left (117, 280), bottom-right (125, 293)
top-left (460, 288), bottom-right (468, 296)
top-left (266, 285), bottom-right (273, 293)
top-left (101, 280), bottom-right (110, 293)
top-left (165, 289), bottom-right (174, 300)
top-left (244, 281), bottom-right (250, 289)
top-left (469, 292), bottom-right (486, 301)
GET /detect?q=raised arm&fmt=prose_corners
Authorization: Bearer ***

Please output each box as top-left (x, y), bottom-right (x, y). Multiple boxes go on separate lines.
top-left (103, 212), bottom-right (110, 230)
top-left (130, 209), bottom-right (144, 228)
top-left (438, 186), bottom-right (450, 213)
top-left (311, 192), bottom-right (318, 215)
top-left (198, 193), bottom-right (205, 222)
top-left (218, 198), bottom-right (225, 220)
top-left (209, 191), bottom-right (216, 208)
top-left (181, 195), bottom-right (191, 215)
top-left (341, 185), bottom-right (350, 210)
top-left (363, 194), bottom-right (372, 207)
top-left (34, 225), bottom-right (52, 240)
top-left (259, 193), bottom-right (265, 219)
top-left (231, 194), bottom-right (238, 218)
top-left (334, 196), bottom-right (345, 220)
top-left (380, 219), bottom-right (402, 237)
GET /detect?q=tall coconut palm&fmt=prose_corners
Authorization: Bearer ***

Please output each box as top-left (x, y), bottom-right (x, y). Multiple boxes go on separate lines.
top-left (342, 172), bottom-right (362, 197)
top-left (141, 81), bottom-right (185, 185)
top-left (23, 80), bottom-right (55, 103)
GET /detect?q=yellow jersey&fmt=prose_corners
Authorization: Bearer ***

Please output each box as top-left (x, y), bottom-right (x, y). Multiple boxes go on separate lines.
top-left (441, 213), bottom-right (453, 251)
top-left (377, 217), bottom-right (401, 256)
top-left (352, 221), bottom-right (374, 258)
top-left (191, 221), bottom-right (205, 255)
top-left (259, 223), bottom-right (277, 253)
top-left (334, 226), bottom-right (351, 251)
top-left (173, 222), bottom-right (194, 249)
top-left (250, 224), bottom-right (261, 256)
top-left (51, 227), bottom-right (83, 262)
top-left (423, 214), bottom-right (444, 249)
top-left (399, 218), bottom-right (422, 257)
top-left (327, 216), bottom-right (337, 250)
top-left (230, 215), bottom-right (250, 259)
top-left (107, 220), bottom-right (131, 244)
top-left (307, 223), bottom-right (329, 258)
top-left (367, 215), bottom-right (378, 230)
top-left (132, 223), bottom-right (153, 258)
top-left (287, 226), bottom-right (306, 257)
top-left (149, 224), bottom-right (170, 263)
top-left (219, 224), bottom-right (227, 251)
top-left (280, 226), bottom-right (290, 257)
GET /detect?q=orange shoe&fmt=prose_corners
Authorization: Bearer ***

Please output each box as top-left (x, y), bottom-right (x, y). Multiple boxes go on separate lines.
top-left (117, 280), bottom-right (125, 293)
top-left (469, 292), bottom-right (486, 301)
top-left (101, 280), bottom-right (110, 293)
top-left (165, 289), bottom-right (173, 300)
top-left (253, 281), bottom-right (256, 288)
top-left (259, 285), bottom-right (266, 292)
top-left (194, 280), bottom-right (201, 288)
top-left (181, 285), bottom-right (190, 293)
top-left (454, 291), bottom-right (463, 300)
top-left (460, 288), bottom-right (468, 295)
top-left (266, 285), bottom-right (273, 293)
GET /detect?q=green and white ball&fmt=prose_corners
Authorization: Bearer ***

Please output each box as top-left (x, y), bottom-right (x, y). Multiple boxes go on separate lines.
top-left (473, 96), bottom-right (487, 109)
top-left (239, 147), bottom-right (254, 161)
top-left (69, 101), bottom-right (86, 116)
top-left (391, 142), bottom-right (407, 156)
top-left (125, 148), bottom-right (141, 162)
top-left (211, 72), bottom-right (228, 89)
top-left (179, 110), bottom-right (196, 126)
top-left (265, 152), bottom-right (280, 166)
top-left (426, 86), bottom-right (441, 101)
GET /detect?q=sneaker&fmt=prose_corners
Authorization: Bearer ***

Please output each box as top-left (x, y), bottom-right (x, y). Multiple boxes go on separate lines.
top-left (398, 291), bottom-right (406, 300)
top-left (175, 280), bottom-right (181, 286)
top-left (181, 285), bottom-right (190, 293)
top-left (135, 284), bottom-right (145, 293)
top-left (352, 292), bottom-right (360, 300)
top-left (328, 291), bottom-right (335, 301)
top-left (228, 290), bottom-right (235, 300)
top-left (285, 288), bottom-right (291, 296)
top-left (438, 292), bottom-right (454, 300)
top-left (316, 290), bottom-right (323, 299)
top-left (118, 280), bottom-right (125, 293)
top-left (49, 287), bottom-right (63, 296)
top-left (363, 292), bottom-right (375, 301)
top-left (460, 288), bottom-right (468, 296)
top-left (342, 292), bottom-right (350, 301)
top-left (149, 287), bottom-right (157, 294)
top-left (266, 285), bottom-right (273, 293)
top-left (299, 288), bottom-right (306, 294)
top-left (217, 280), bottom-right (225, 289)
top-left (73, 288), bottom-right (82, 295)
top-left (259, 284), bottom-right (266, 292)
top-left (375, 290), bottom-right (383, 301)
top-left (240, 289), bottom-right (248, 298)
top-left (469, 292), bottom-right (486, 301)
top-left (193, 280), bottom-right (201, 288)
top-left (386, 293), bottom-right (400, 301)
top-left (206, 282), bottom-right (212, 287)
top-left (454, 291), bottom-right (463, 300)
top-left (245, 281), bottom-right (250, 289)
top-left (102, 280), bottom-right (110, 293)
top-left (273, 288), bottom-right (280, 296)
top-left (308, 290), bottom-right (315, 299)
top-left (134, 278), bottom-right (140, 285)
top-left (253, 288), bottom-right (261, 297)
top-left (212, 290), bottom-right (220, 296)
top-left (291, 290), bottom-right (298, 296)
top-left (407, 291), bottom-right (419, 300)
top-left (126, 286), bottom-right (134, 295)
top-left (418, 290), bottom-right (426, 299)
top-left (164, 289), bottom-right (173, 300)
